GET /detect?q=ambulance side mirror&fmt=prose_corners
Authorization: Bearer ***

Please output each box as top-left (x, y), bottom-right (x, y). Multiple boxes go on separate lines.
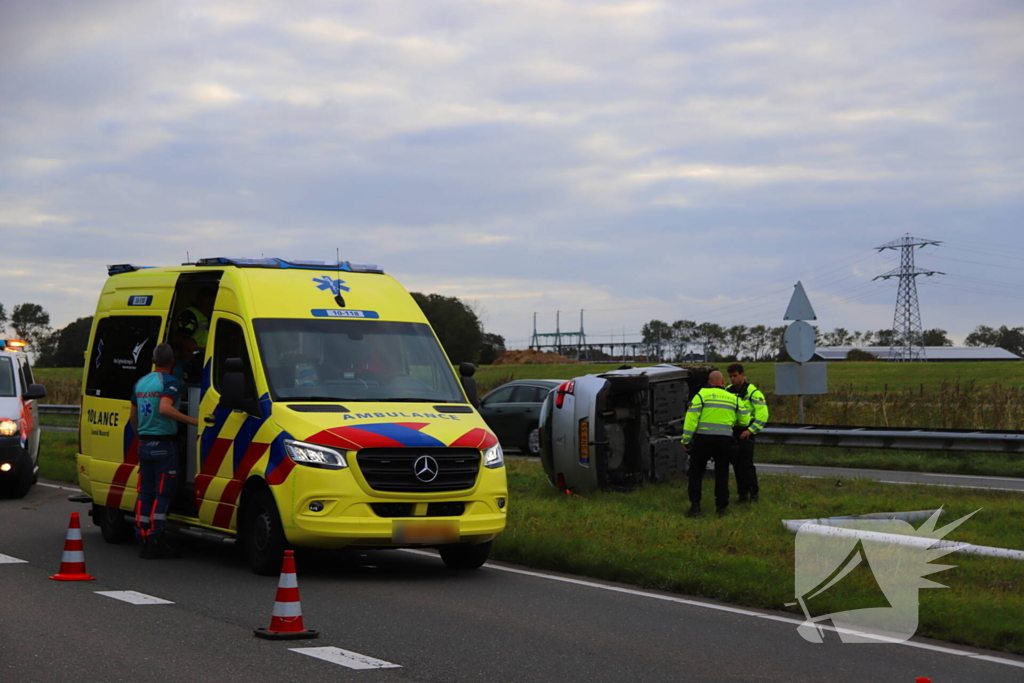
top-left (220, 358), bottom-right (259, 416)
top-left (24, 384), bottom-right (46, 401)
top-left (459, 362), bottom-right (479, 409)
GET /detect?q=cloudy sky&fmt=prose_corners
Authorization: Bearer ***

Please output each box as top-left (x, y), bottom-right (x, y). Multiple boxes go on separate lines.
top-left (2, 0), bottom-right (1022, 349)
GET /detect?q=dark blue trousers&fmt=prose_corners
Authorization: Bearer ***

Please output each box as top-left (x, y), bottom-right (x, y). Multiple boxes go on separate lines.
top-left (135, 439), bottom-right (180, 541)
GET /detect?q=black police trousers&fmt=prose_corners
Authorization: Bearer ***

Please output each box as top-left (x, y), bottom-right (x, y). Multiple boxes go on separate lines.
top-left (687, 434), bottom-right (735, 511)
top-left (732, 429), bottom-right (760, 498)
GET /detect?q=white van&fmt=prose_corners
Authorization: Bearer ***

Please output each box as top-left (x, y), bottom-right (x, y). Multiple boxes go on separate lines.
top-left (0, 342), bottom-right (46, 498)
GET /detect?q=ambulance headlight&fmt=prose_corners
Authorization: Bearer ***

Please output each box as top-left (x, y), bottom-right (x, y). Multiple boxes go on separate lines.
top-left (283, 440), bottom-right (348, 470)
top-left (0, 419), bottom-right (18, 437)
top-left (482, 443), bottom-right (504, 469)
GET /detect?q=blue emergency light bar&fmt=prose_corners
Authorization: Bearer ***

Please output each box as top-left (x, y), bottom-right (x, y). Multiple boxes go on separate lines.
top-left (107, 264), bottom-right (152, 276)
top-left (194, 257), bottom-right (384, 273)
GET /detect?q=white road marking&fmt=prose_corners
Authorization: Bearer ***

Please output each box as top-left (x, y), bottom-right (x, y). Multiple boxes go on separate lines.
top-left (0, 553), bottom-right (28, 564)
top-left (875, 479), bottom-right (1024, 493)
top-left (291, 646), bottom-right (401, 670)
top-left (401, 549), bottom-right (1024, 670)
top-left (95, 590), bottom-right (174, 605)
top-left (37, 482), bottom-right (81, 491)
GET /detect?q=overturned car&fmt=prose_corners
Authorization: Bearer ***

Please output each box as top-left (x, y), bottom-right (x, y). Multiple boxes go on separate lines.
top-left (538, 364), bottom-right (716, 493)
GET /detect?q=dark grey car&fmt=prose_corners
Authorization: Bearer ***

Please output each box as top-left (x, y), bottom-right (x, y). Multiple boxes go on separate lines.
top-left (478, 379), bottom-right (563, 456)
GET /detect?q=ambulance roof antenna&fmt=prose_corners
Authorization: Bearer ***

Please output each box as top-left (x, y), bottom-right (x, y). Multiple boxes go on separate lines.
top-left (334, 248), bottom-right (346, 308)
top-left (186, 251), bottom-right (190, 265)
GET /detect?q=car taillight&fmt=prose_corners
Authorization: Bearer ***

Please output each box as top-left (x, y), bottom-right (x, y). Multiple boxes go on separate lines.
top-left (555, 380), bottom-right (575, 409)
top-left (579, 419), bottom-right (589, 464)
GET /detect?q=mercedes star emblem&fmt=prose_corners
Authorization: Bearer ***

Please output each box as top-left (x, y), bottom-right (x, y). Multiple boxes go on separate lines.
top-left (413, 455), bottom-right (440, 483)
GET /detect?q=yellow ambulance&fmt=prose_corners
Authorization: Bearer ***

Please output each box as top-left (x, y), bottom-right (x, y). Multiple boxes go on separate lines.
top-left (78, 257), bottom-right (506, 574)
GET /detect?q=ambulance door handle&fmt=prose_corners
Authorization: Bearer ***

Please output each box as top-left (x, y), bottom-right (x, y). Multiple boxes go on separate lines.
top-left (204, 416), bottom-right (217, 425)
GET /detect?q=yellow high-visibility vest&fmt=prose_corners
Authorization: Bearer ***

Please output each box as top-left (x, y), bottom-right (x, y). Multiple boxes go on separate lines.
top-left (682, 386), bottom-right (747, 445)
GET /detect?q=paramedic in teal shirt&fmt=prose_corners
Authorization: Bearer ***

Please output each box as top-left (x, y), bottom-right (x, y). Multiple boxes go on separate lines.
top-left (129, 343), bottom-right (198, 559)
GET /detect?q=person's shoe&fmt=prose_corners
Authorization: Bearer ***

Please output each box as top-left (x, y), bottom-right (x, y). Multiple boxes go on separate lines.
top-left (141, 537), bottom-right (161, 560)
top-left (154, 535), bottom-right (183, 559)
top-left (750, 494), bottom-right (760, 503)
top-left (737, 495), bottom-right (749, 504)
top-left (685, 505), bottom-right (702, 518)
top-left (716, 507), bottom-right (728, 517)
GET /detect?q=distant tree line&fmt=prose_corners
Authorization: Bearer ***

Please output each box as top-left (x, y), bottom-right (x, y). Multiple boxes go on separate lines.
top-left (641, 318), bottom-right (1020, 362)
top-left (3, 294), bottom-right (506, 369)
top-left (0, 302), bottom-right (90, 367)
top-left (410, 292), bottom-right (506, 365)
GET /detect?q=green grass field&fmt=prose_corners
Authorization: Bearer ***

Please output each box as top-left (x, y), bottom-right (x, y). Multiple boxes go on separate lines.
top-left (34, 360), bottom-right (1023, 406)
top-left (475, 360), bottom-right (1022, 396)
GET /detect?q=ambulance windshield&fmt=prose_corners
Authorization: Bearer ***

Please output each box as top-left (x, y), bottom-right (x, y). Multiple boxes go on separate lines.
top-left (253, 319), bottom-right (465, 403)
top-left (0, 357), bottom-right (13, 397)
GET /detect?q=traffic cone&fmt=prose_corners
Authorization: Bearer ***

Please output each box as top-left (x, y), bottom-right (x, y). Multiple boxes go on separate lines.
top-left (49, 512), bottom-right (96, 581)
top-left (253, 550), bottom-right (318, 640)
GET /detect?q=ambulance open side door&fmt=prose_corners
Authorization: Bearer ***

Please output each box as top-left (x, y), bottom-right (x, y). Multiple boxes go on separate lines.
top-left (195, 313), bottom-right (262, 531)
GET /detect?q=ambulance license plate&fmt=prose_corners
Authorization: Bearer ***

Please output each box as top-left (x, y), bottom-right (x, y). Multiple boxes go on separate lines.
top-left (392, 520), bottom-right (459, 544)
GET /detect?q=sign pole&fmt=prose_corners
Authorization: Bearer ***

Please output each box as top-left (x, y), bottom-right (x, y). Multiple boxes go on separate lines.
top-left (797, 361), bottom-right (804, 422)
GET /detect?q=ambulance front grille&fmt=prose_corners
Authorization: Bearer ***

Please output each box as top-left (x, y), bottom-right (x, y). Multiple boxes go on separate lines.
top-left (356, 449), bottom-right (480, 492)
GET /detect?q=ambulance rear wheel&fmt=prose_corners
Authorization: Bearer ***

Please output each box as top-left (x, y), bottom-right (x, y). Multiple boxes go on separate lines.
top-left (439, 540), bottom-right (492, 570)
top-left (242, 489), bottom-right (286, 576)
top-left (94, 504), bottom-right (135, 544)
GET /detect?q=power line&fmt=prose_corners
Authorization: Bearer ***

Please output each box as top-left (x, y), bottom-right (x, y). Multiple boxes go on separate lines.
top-left (928, 254), bottom-right (1024, 272)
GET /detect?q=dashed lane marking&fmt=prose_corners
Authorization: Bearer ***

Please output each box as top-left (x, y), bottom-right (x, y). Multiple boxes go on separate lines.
top-left (291, 647), bottom-right (401, 670)
top-left (0, 554), bottom-right (28, 564)
top-left (95, 590), bottom-right (174, 605)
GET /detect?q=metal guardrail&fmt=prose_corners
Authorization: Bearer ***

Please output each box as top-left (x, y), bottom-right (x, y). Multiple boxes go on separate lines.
top-left (760, 423), bottom-right (1024, 454)
top-left (40, 404), bottom-right (81, 415)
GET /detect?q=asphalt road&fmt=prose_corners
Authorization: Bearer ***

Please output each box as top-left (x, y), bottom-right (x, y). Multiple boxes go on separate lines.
top-left (2, 482), bottom-right (1023, 683)
top-left (760, 463), bottom-right (1024, 493)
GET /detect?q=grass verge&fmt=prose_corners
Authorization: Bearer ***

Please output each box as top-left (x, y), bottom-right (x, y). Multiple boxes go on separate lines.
top-left (494, 458), bottom-right (1024, 655)
top-left (760, 444), bottom-right (1024, 479)
top-left (40, 429), bottom-right (78, 484)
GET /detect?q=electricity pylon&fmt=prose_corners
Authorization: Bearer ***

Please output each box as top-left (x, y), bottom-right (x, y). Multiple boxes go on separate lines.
top-left (873, 235), bottom-right (944, 362)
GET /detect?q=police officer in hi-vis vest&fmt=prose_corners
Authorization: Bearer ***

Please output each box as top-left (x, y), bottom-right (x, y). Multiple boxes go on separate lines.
top-left (681, 370), bottom-right (747, 517)
top-left (726, 363), bottom-right (769, 503)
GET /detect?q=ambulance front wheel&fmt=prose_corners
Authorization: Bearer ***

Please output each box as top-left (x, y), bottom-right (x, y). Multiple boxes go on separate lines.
top-left (94, 504), bottom-right (135, 543)
top-left (439, 540), bottom-right (492, 570)
top-left (241, 488), bottom-right (286, 576)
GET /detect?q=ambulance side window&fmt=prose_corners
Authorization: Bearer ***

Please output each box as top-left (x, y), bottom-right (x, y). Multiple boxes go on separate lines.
top-left (213, 320), bottom-right (255, 397)
top-left (85, 316), bottom-right (163, 399)
top-left (21, 358), bottom-right (34, 387)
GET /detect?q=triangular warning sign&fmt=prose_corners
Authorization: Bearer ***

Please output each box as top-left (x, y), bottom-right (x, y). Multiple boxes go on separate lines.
top-left (784, 281), bottom-right (816, 321)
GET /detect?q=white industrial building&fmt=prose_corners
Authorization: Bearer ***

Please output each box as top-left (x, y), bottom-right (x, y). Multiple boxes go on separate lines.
top-left (814, 346), bottom-right (1021, 362)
